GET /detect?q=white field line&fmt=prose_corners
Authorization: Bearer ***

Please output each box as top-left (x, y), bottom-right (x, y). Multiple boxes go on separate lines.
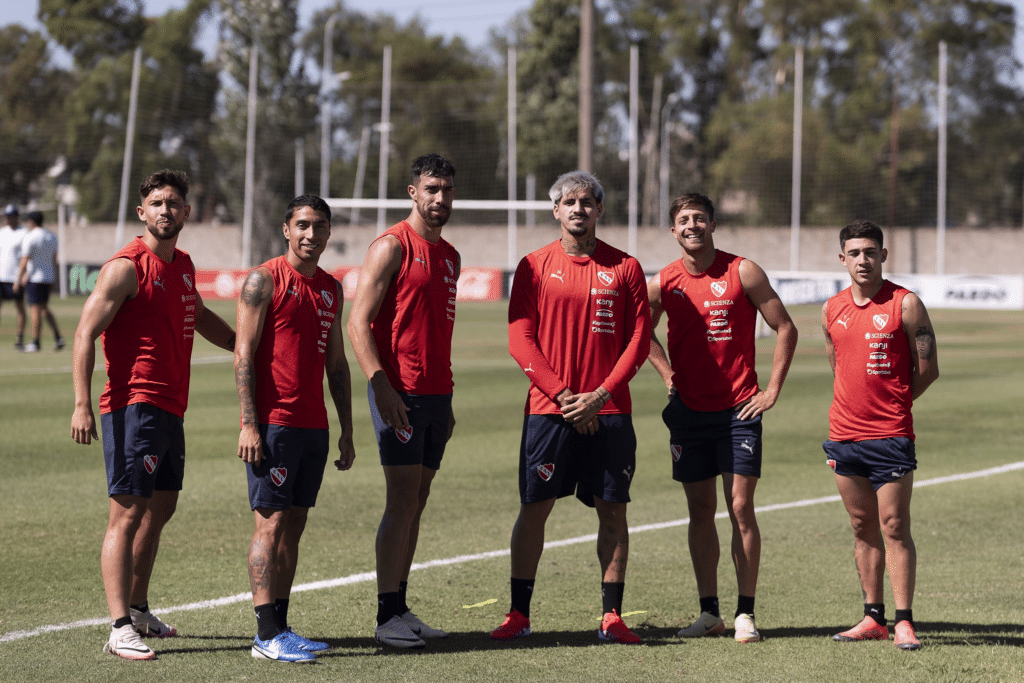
top-left (3, 460), bottom-right (1022, 644)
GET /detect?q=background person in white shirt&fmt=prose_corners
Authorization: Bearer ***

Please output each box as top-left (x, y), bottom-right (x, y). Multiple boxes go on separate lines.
top-left (15, 210), bottom-right (63, 352)
top-left (0, 204), bottom-right (28, 348)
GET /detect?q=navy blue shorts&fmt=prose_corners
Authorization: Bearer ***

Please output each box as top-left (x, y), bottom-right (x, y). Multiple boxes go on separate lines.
top-left (519, 414), bottom-right (636, 507)
top-left (102, 403), bottom-right (185, 498)
top-left (0, 282), bottom-right (21, 301)
top-left (662, 393), bottom-right (763, 483)
top-left (823, 437), bottom-right (917, 491)
top-left (24, 282), bottom-right (51, 305)
top-left (247, 424), bottom-right (329, 511)
top-left (368, 383), bottom-right (452, 470)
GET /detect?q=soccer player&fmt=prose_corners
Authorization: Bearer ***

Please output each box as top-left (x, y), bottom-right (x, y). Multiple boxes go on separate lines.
top-left (14, 210), bottom-right (64, 352)
top-left (0, 204), bottom-right (27, 348)
top-left (647, 192), bottom-right (797, 644)
top-left (347, 154), bottom-right (459, 649)
top-left (235, 195), bottom-right (355, 663)
top-left (490, 170), bottom-right (651, 645)
top-left (823, 219), bottom-right (938, 651)
top-left (71, 170), bottom-right (236, 661)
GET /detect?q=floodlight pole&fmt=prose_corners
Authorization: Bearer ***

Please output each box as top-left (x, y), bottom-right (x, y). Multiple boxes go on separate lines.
top-left (507, 46), bottom-right (518, 271)
top-left (376, 45), bottom-right (392, 233)
top-left (321, 13), bottom-right (342, 198)
top-left (936, 41), bottom-right (947, 274)
top-left (241, 44), bottom-right (258, 269)
top-left (114, 47), bottom-right (142, 251)
top-left (789, 45), bottom-right (804, 272)
top-left (660, 92), bottom-right (682, 225)
top-left (628, 43), bottom-right (639, 256)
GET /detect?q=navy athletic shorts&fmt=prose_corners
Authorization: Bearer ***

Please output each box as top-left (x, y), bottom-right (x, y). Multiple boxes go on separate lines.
top-left (247, 424), bottom-right (329, 511)
top-left (519, 413), bottom-right (636, 507)
top-left (823, 437), bottom-right (917, 491)
top-left (0, 282), bottom-right (21, 301)
top-left (24, 282), bottom-right (51, 305)
top-left (662, 393), bottom-right (763, 483)
top-left (367, 383), bottom-right (452, 470)
top-left (102, 403), bottom-right (185, 498)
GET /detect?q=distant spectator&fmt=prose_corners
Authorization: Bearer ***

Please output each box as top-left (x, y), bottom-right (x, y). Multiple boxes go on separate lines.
top-left (16, 210), bottom-right (64, 351)
top-left (0, 204), bottom-right (27, 348)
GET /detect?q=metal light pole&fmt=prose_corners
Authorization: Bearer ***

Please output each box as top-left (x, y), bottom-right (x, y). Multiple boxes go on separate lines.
top-left (659, 92), bottom-right (682, 225)
top-left (320, 13), bottom-right (342, 199)
top-left (114, 47), bottom-right (142, 250)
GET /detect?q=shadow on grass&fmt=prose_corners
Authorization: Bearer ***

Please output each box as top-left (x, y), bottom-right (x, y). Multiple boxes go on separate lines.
top-left (753, 622), bottom-right (1024, 648)
top-left (310, 626), bottom-right (685, 658)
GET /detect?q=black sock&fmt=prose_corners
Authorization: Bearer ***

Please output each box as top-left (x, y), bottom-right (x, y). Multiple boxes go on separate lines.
top-left (130, 602), bottom-right (149, 613)
top-left (398, 581), bottom-right (409, 614)
top-left (275, 598), bottom-right (289, 630)
top-left (893, 608), bottom-right (913, 627)
top-left (510, 578), bottom-right (535, 619)
top-left (699, 596), bottom-right (720, 618)
top-left (865, 603), bottom-right (886, 626)
top-left (112, 616), bottom-right (132, 629)
top-left (736, 595), bottom-right (755, 618)
top-left (255, 603), bottom-right (280, 641)
top-left (377, 592), bottom-right (400, 626)
top-left (602, 582), bottom-right (625, 615)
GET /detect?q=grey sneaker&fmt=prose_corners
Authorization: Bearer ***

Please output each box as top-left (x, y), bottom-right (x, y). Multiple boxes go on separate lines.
top-left (375, 615), bottom-right (426, 649)
top-left (400, 610), bottom-right (448, 639)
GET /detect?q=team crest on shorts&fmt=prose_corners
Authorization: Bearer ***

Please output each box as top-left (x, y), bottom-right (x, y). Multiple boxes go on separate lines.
top-left (537, 463), bottom-right (555, 481)
top-left (143, 454), bottom-right (158, 474)
top-left (872, 314), bottom-right (889, 331)
top-left (270, 467), bottom-right (288, 486)
top-left (395, 425), bottom-right (413, 444)
top-left (670, 444), bottom-right (682, 463)
top-left (827, 459), bottom-right (837, 472)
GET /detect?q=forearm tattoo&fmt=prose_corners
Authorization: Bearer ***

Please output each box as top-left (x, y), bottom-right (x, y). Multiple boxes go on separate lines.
top-left (236, 358), bottom-right (257, 425)
top-left (915, 326), bottom-right (936, 361)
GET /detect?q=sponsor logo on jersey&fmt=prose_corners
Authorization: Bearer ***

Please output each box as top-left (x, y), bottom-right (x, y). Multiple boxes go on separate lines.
top-left (143, 454), bottom-right (158, 474)
top-left (837, 314), bottom-right (850, 329)
top-left (153, 278), bottom-right (166, 291)
top-left (596, 308), bottom-right (614, 318)
top-left (670, 444), bottom-right (682, 462)
top-left (270, 467), bottom-right (287, 486)
top-left (182, 273), bottom-right (193, 290)
top-left (710, 280), bottom-right (727, 297)
top-left (537, 463), bottom-right (555, 481)
top-left (321, 289), bottom-right (334, 308)
top-left (550, 270), bottom-right (564, 283)
top-left (395, 425), bottom-right (413, 443)
top-left (597, 271), bottom-right (614, 287)
top-left (872, 313), bottom-right (889, 331)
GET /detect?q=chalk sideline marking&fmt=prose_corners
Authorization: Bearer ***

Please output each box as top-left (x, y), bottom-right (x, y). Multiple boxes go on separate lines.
top-left (3, 461), bottom-right (1021, 644)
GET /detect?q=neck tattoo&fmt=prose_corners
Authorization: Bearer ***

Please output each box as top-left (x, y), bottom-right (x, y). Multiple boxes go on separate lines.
top-left (562, 236), bottom-right (596, 255)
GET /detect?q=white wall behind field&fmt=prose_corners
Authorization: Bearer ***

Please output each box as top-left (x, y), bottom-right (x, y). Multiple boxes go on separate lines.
top-left (62, 221), bottom-right (1023, 276)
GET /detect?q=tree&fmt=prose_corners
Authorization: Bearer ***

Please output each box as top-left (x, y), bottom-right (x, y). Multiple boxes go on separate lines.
top-left (0, 24), bottom-right (72, 204)
top-left (303, 2), bottom-right (503, 216)
top-left (39, 0), bottom-right (147, 70)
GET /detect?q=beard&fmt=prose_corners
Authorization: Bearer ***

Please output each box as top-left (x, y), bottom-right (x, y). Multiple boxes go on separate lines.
top-left (147, 219), bottom-right (185, 241)
top-left (417, 202), bottom-right (450, 229)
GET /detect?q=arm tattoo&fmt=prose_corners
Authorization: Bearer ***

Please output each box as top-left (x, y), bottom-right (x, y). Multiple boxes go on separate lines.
top-left (236, 358), bottom-right (257, 425)
top-left (240, 270), bottom-right (268, 306)
top-left (915, 326), bottom-right (935, 361)
top-left (327, 366), bottom-right (351, 417)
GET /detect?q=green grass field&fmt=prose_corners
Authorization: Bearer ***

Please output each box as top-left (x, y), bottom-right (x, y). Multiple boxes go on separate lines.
top-left (1, 298), bottom-right (1022, 682)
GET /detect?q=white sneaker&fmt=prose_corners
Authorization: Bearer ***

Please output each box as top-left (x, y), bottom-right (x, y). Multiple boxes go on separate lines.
top-left (22, 342), bottom-right (39, 353)
top-left (734, 613), bottom-right (761, 643)
top-left (103, 624), bottom-right (157, 660)
top-left (677, 611), bottom-right (725, 637)
top-left (130, 607), bottom-right (178, 637)
top-left (400, 610), bottom-right (448, 639)
top-left (374, 615), bottom-right (426, 649)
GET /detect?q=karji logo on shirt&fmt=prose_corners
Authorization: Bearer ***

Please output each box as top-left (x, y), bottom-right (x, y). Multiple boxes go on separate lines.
top-left (872, 314), bottom-right (889, 331)
top-left (143, 454), bottom-right (158, 474)
top-left (670, 444), bottom-right (682, 463)
top-left (596, 271), bottom-right (614, 287)
top-left (395, 425), bottom-right (413, 443)
top-left (270, 467), bottom-right (288, 487)
top-left (537, 463), bottom-right (555, 481)
top-left (321, 289), bottom-right (334, 308)
top-left (710, 280), bottom-right (728, 298)
top-left (182, 273), bottom-right (193, 290)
